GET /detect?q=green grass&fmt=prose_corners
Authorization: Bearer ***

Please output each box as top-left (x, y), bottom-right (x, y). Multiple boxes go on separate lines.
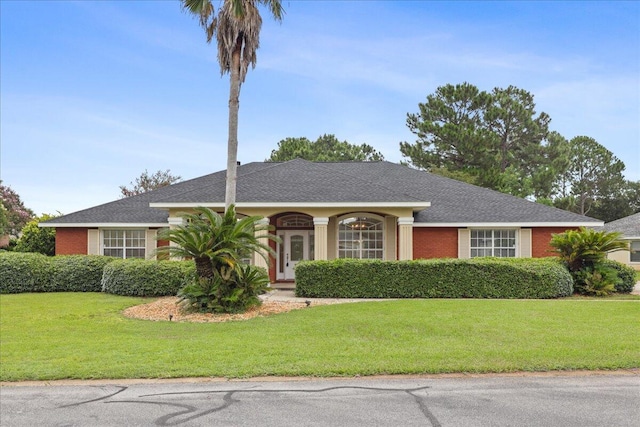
top-left (1, 293), bottom-right (639, 382)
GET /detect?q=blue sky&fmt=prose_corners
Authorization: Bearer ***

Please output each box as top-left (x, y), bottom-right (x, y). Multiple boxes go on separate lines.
top-left (1, 0), bottom-right (638, 216)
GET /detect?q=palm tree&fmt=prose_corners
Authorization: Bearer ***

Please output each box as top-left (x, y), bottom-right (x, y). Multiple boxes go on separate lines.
top-left (156, 206), bottom-right (277, 281)
top-left (156, 206), bottom-right (278, 313)
top-left (550, 227), bottom-right (627, 272)
top-left (182, 0), bottom-right (284, 211)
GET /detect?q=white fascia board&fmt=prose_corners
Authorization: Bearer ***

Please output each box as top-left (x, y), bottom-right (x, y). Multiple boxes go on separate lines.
top-left (150, 202), bottom-right (431, 210)
top-left (412, 221), bottom-right (605, 228)
top-left (39, 223), bottom-right (169, 228)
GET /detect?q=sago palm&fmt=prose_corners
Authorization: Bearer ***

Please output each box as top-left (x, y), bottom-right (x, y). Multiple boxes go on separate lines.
top-left (550, 227), bottom-right (627, 272)
top-left (156, 206), bottom-right (276, 281)
top-left (181, 0), bottom-right (284, 211)
top-left (155, 209), bottom-right (218, 280)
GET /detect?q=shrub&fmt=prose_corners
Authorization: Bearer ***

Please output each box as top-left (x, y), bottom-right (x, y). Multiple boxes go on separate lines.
top-left (295, 257), bottom-right (573, 299)
top-left (550, 227), bottom-right (627, 272)
top-left (14, 214), bottom-right (57, 256)
top-left (550, 227), bottom-right (629, 296)
top-left (0, 252), bottom-right (52, 293)
top-left (601, 259), bottom-right (637, 294)
top-left (101, 259), bottom-right (196, 297)
top-left (50, 256), bottom-right (116, 292)
top-left (156, 206), bottom-right (278, 313)
top-left (178, 264), bottom-right (269, 313)
top-left (573, 263), bottom-right (620, 296)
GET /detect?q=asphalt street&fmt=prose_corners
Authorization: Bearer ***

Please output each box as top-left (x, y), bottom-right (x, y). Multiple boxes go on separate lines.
top-left (1, 373), bottom-right (638, 426)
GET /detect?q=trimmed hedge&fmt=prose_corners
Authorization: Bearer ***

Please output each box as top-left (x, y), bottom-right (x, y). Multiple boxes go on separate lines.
top-left (601, 259), bottom-right (637, 294)
top-left (51, 256), bottom-right (117, 292)
top-left (101, 259), bottom-right (196, 297)
top-left (0, 252), bottom-right (52, 293)
top-left (295, 257), bottom-right (574, 299)
top-left (0, 253), bottom-right (117, 293)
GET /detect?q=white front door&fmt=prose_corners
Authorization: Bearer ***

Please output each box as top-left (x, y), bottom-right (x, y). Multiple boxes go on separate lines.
top-left (278, 230), bottom-right (313, 280)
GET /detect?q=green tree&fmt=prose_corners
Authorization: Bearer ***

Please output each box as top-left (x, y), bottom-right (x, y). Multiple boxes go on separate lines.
top-left (0, 203), bottom-right (7, 237)
top-left (485, 85), bottom-right (551, 197)
top-left (0, 181), bottom-right (34, 237)
top-left (14, 214), bottom-right (58, 256)
top-left (400, 82), bottom-right (493, 179)
top-left (267, 137), bottom-right (313, 161)
top-left (267, 134), bottom-right (385, 162)
top-left (531, 131), bottom-right (571, 200)
top-left (156, 206), bottom-right (278, 313)
top-left (588, 180), bottom-right (640, 222)
top-left (400, 83), bottom-right (552, 198)
top-left (182, 0), bottom-right (284, 211)
top-left (120, 169), bottom-right (182, 198)
top-left (555, 136), bottom-right (626, 216)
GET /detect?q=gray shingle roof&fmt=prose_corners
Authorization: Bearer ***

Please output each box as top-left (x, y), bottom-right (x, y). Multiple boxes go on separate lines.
top-left (603, 212), bottom-right (640, 238)
top-left (44, 159), bottom-right (602, 226)
top-left (153, 159), bottom-right (425, 204)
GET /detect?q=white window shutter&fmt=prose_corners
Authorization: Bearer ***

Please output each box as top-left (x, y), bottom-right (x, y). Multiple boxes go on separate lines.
top-left (88, 229), bottom-right (99, 255)
top-left (146, 229), bottom-right (157, 260)
top-left (520, 228), bottom-right (532, 258)
top-left (458, 229), bottom-right (470, 259)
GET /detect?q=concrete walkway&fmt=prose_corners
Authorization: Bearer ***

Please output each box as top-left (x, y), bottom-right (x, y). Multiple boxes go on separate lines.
top-left (260, 289), bottom-right (393, 305)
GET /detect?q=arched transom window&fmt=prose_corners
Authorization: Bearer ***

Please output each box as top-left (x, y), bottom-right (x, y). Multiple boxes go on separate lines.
top-left (338, 215), bottom-right (384, 259)
top-left (277, 214), bottom-right (313, 228)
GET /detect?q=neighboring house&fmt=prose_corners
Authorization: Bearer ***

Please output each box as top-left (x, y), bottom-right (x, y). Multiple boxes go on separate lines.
top-left (604, 212), bottom-right (640, 271)
top-left (41, 159), bottom-right (602, 283)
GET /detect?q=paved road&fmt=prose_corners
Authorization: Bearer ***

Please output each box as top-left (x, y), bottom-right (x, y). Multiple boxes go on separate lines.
top-left (1, 374), bottom-right (638, 426)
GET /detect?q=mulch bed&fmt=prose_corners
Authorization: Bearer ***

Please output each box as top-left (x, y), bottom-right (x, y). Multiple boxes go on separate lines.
top-left (122, 297), bottom-right (312, 323)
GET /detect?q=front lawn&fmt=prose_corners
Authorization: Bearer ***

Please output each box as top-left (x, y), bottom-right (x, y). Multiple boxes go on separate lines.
top-left (1, 293), bottom-right (638, 381)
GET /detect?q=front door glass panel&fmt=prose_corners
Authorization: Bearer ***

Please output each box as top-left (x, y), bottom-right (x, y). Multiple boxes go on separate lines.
top-left (290, 235), bottom-right (304, 262)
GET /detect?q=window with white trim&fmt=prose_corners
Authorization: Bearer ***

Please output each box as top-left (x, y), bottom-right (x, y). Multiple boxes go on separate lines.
top-left (470, 229), bottom-right (516, 258)
top-left (103, 230), bottom-right (146, 259)
top-left (630, 241), bottom-right (640, 263)
top-left (338, 216), bottom-right (384, 259)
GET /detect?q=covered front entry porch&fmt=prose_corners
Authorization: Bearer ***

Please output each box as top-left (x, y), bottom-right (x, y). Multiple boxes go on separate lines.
top-left (249, 210), bottom-right (419, 284)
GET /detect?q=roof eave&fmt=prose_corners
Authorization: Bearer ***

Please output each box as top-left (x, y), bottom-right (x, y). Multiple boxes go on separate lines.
top-left (149, 202), bottom-right (431, 212)
top-left (413, 221), bottom-right (604, 227)
top-left (39, 223), bottom-right (169, 228)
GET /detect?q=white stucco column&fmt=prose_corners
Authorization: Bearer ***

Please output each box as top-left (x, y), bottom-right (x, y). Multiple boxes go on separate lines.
top-left (167, 217), bottom-right (185, 260)
top-left (313, 217), bottom-right (329, 260)
top-left (398, 217), bottom-right (414, 260)
top-left (253, 218), bottom-right (270, 270)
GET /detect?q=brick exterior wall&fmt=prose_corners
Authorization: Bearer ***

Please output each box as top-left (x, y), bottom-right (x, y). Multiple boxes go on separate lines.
top-left (532, 227), bottom-right (577, 258)
top-left (412, 226), bottom-right (575, 259)
top-left (55, 228), bottom-right (89, 255)
top-left (413, 227), bottom-right (458, 259)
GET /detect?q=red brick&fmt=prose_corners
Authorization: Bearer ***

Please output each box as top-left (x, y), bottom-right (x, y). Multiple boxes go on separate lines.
top-left (413, 227), bottom-right (458, 259)
top-left (532, 227), bottom-right (577, 258)
top-left (55, 228), bottom-right (88, 255)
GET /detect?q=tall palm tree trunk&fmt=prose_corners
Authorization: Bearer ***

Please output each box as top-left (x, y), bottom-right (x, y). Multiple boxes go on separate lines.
top-left (224, 39), bottom-right (243, 211)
